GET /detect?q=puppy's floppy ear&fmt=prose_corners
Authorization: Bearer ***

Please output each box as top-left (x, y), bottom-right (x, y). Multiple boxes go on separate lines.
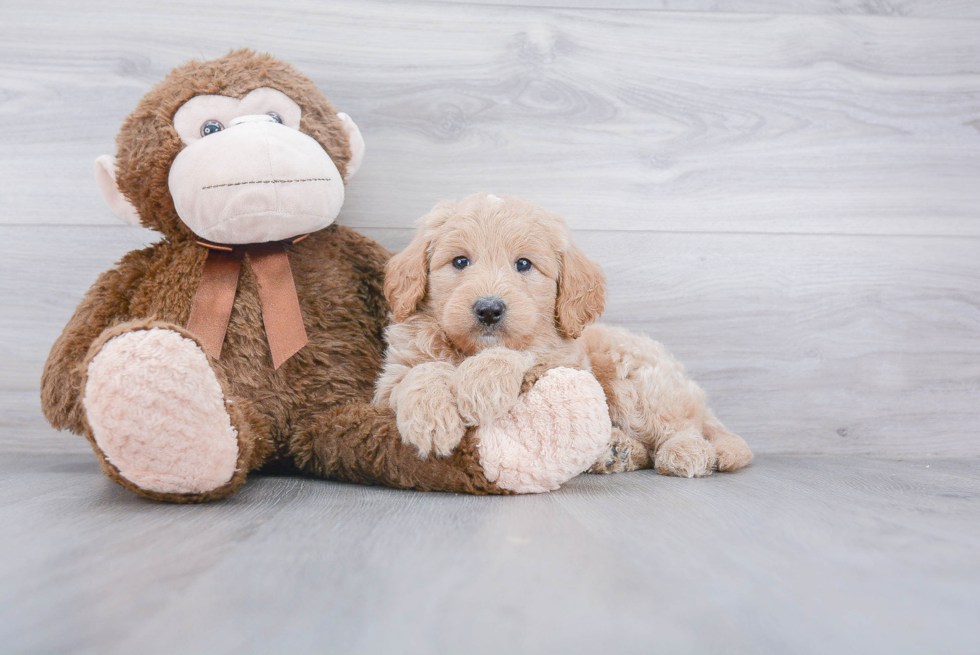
top-left (386, 200), bottom-right (457, 322)
top-left (385, 233), bottom-right (430, 322)
top-left (556, 241), bottom-right (606, 338)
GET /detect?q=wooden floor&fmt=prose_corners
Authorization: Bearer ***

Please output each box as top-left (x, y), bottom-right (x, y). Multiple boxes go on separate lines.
top-left (2, 1), bottom-right (980, 653)
top-left (1, 453), bottom-right (977, 655)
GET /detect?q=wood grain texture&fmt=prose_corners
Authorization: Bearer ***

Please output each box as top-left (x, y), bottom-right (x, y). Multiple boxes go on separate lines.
top-left (1, 453), bottom-right (977, 654)
top-left (1, 1), bottom-right (979, 235)
top-left (424, 0), bottom-right (980, 19)
top-left (4, 225), bottom-right (977, 455)
top-left (1, 1), bottom-right (978, 455)
top-left (2, 5), bottom-right (978, 652)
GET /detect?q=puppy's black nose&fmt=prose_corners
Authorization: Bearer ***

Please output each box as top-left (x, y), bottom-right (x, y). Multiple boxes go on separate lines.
top-left (473, 297), bottom-right (506, 326)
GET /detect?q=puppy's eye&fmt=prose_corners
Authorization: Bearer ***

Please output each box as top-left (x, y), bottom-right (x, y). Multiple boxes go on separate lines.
top-left (452, 256), bottom-right (470, 270)
top-left (515, 258), bottom-right (533, 273)
top-left (267, 112), bottom-right (283, 124)
top-left (201, 120), bottom-right (224, 137)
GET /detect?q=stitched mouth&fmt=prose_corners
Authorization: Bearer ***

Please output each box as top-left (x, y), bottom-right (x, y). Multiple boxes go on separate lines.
top-left (202, 177), bottom-right (330, 190)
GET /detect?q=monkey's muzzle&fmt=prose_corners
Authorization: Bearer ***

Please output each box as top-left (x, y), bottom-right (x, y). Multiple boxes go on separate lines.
top-left (169, 116), bottom-right (345, 244)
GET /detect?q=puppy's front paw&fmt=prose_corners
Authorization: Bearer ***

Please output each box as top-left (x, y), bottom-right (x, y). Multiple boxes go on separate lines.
top-left (397, 399), bottom-right (466, 459)
top-left (390, 362), bottom-right (466, 458)
top-left (655, 429), bottom-right (717, 478)
top-left (453, 348), bottom-right (534, 426)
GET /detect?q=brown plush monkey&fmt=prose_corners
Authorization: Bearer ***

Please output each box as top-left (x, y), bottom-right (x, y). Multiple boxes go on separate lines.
top-left (40, 50), bottom-right (610, 502)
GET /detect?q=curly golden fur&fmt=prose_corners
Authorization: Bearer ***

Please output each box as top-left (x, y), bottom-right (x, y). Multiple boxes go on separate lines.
top-left (375, 193), bottom-right (604, 457)
top-left (377, 193), bottom-right (754, 476)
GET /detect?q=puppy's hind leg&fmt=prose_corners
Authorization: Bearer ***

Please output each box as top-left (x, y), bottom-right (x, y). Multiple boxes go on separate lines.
top-left (703, 407), bottom-right (753, 472)
top-left (582, 324), bottom-right (718, 477)
top-left (588, 427), bottom-right (651, 474)
top-left (655, 426), bottom-right (717, 478)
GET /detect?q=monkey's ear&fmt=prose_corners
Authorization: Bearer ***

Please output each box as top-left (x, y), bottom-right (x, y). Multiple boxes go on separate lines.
top-left (94, 155), bottom-right (141, 226)
top-left (384, 234), bottom-right (429, 322)
top-left (336, 112), bottom-right (365, 181)
top-left (556, 242), bottom-right (606, 338)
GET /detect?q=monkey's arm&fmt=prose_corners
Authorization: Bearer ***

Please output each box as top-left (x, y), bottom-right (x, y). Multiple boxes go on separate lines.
top-left (292, 402), bottom-right (507, 494)
top-left (40, 263), bottom-right (140, 435)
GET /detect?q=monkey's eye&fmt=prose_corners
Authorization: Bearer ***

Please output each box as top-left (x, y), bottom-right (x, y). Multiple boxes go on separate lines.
top-left (200, 120), bottom-right (224, 137)
top-left (515, 258), bottom-right (533, 273)
top-left (452, 256), bottom-right (470, 270)
top-left (267, 112), bottom-right (283, 124)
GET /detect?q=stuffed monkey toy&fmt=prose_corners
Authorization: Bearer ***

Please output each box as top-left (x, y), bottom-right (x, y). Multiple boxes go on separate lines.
top-left (40, 50), bottom-right (610, 502)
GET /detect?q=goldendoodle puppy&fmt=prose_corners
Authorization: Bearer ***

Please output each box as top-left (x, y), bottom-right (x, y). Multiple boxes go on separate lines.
top-left (375, 193), bottom-right (753, 477)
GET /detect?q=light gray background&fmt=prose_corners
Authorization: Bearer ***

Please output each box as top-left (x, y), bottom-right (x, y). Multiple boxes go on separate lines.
top-left (1, 1), bottom-right (978, 653)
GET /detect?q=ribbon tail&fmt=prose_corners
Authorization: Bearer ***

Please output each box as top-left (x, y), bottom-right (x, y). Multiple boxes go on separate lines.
top-left (186, 248), bottom-right (243, 360)
top-left (248, 242), bottom-right (309, 369)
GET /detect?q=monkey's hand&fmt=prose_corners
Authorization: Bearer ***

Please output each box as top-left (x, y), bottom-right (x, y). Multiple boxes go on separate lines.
top-left (388, 362), bottom-right (466, 458)
top-left (453, 348), bottom-right (535, 427)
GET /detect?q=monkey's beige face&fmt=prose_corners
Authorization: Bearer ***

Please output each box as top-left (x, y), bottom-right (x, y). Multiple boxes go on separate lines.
top-left (424, 207), bottom-right (564, 355)
top-left (166, 87), bottom-right (358, 244)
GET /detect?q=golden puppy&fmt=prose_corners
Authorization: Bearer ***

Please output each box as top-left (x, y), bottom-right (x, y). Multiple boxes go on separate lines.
top-left (375, 193), bottom-right (753, 477)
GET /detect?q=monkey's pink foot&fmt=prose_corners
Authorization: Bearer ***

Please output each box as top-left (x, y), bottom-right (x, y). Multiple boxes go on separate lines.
top-left (476, 367), bottom-right (611, 493)
top-left (83, 328), bottom-right (240, 495)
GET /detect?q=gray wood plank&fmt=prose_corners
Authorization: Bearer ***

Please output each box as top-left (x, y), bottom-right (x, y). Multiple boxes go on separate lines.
top-left (3, 5), bottom-right (979, 655)
top-left (1, 453), bottom-right (977, 655)
top-left (423, 0), bottom-right (980, 19)
top-left (2, 2), bottom-right (979, 235)
top-left (4, 225), bottom-right (978, 455)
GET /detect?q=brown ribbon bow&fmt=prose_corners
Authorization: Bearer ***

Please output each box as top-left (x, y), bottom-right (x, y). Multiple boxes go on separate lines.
top-left (186, 236), bottom-right (309, 369)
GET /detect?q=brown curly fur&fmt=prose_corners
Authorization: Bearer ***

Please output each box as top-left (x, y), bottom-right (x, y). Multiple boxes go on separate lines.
top-left (40, 50), bottom-right (505, 501)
